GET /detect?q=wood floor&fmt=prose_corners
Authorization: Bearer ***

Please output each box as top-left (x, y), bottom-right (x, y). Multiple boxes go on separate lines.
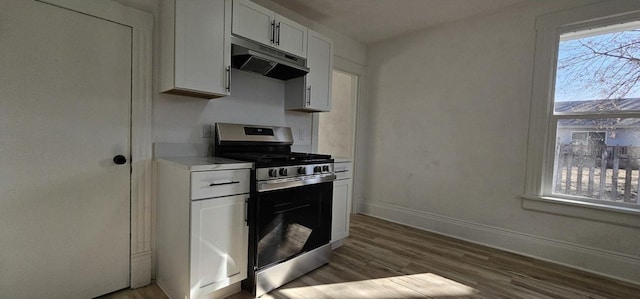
top-left (106, 214), bottom-right (640, 299)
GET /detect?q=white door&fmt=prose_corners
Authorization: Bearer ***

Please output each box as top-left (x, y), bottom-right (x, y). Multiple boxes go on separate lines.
top-left (0, 1), bottom-right (131, 298)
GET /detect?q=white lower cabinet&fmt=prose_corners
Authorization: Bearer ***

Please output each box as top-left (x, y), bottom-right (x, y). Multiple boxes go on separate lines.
top-left (331, 179), bottom-right (352, 241)
top-left (190, 195), bottom-right (248, 296)
top-left (156, 158), bottom-right (251, 299)
top-left (331, 160), bottom-right (353, 245)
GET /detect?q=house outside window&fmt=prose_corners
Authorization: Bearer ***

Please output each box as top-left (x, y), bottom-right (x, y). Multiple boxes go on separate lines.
top-left (524, 1), bottom-right (640, 226)
top-left (570, 132), bottom-right (605, 147)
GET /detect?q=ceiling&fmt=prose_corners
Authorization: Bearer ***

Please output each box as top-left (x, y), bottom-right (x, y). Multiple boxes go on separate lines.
top-left (270, 0), bottom-right (528, 44)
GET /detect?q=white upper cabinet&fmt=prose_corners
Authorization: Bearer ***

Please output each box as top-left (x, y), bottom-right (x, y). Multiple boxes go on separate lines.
top-left (306, 30), bottom-right (333, 111)
top-left (232, 0), bottom-right (307, 58)
top-left (160, 0), bottom-right (231, 99)
top-left (285, 29), bottom-right (333, 112)
top-left (275, 14), bottom-right (307, 58)
top-left (231, 0), bottom-right (273, 47)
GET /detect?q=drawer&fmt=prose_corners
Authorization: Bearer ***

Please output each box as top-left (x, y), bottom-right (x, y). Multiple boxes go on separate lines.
top-left (191, 169), bottom-right (250, 200)
top-left (334, 161), bottom-right (352, 180)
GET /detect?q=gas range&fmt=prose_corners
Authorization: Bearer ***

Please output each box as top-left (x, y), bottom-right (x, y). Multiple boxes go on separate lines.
top-left (213, 123), bottom-right (334, 297)
top-left (214, 123), bottom-right (335, 192)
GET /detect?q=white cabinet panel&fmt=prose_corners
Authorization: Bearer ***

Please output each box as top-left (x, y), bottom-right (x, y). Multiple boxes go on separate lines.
top-left (232, 0), bottom-right (274, 47)
top-left (191, 195), bottom-right (248, 295)
top-left (275, 14), bottom-right (307, 58)
top-left (306, 30), bottom-right (333, 112)
top-left (232, 0), bottom-right (307, 58)
top-left (334, 160), bottom-right (353, 181)
top-left (160, 0), bottom-right (231, 98)
top-left (191, 169), bottom-right (250, 200)
top-left (331, 179), bottom-right (352, 242)
top-left (332, 161), bottom-right (353, 244)
top-left (157, 161), bottom-right (250, 299)
top-left (285, 29), bottom-right (333, 112)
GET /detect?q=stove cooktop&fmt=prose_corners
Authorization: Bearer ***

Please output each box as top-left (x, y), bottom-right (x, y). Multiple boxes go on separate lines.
top-left (219, 152), bottom-right (332, 167)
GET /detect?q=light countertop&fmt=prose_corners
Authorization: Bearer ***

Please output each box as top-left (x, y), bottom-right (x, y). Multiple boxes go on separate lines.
top-left (333, 157), bottom-right (353, 163)
top-left (157, 156), bottom-right (253, 171)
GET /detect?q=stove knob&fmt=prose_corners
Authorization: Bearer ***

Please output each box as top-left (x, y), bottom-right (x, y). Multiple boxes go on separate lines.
top-left (322, 165), bottom-right (330, 172)
top-left (297, 167), bottom-right (306, 175)
top-left (279, 168), bottom-right (288, 176)
top-left (268, 169), bottom-right (278, 177)
top-left (313, 166), bottom-right (322, 173)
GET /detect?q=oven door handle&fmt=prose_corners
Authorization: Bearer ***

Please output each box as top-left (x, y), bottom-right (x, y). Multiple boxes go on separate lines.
top-left (257, 174), bottom-right (336, 192)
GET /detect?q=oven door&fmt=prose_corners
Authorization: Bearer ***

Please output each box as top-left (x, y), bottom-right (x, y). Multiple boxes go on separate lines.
top-left (254, 181), bottom-right (332, 270)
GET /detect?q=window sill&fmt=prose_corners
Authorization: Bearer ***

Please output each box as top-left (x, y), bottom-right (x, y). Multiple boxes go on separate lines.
top-left (521, 195), bottom-right (640, 228)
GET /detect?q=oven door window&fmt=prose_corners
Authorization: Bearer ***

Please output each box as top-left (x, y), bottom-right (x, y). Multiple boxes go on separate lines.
top-left (256, 182), bottom-right (332, 269)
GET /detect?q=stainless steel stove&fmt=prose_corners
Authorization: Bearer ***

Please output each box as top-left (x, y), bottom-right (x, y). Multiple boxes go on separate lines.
top-left (214, 123), bottom-right (335, 297)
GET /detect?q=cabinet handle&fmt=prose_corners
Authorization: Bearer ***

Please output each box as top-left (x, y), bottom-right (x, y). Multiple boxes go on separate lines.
top-left (307, 86), bottom-right (312, 106)
top-left (276, 22), bottom-right (281, 45)
top-left (335, 170), bottom-right (350, 173)
top-left (226, 65), bottom-right (231, 92)
top-left (270, 21), bottom-right (275, 44)
top-left (209, 181), bottom-right (239, 187)
top-left (244, 198), bottom-right (249, 225)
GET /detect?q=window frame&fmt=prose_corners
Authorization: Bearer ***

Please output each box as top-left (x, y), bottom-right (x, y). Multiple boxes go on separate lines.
top-left (523, 0), bottom-right (640, 227)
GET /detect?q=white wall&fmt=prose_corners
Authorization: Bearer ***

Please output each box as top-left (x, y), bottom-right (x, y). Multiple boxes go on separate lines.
top-left (153, 70), bottom-right (314, 152)
top-left (360, 0), bottom-right (640, 283)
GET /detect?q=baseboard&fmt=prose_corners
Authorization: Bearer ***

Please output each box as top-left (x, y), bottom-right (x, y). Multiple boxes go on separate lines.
top-left (155, 279), bottom-right (171, 299)
top-left (331, 239), bottom-right (346, 250)
top-left (200, 282), bottom-right (241, 299)
top-left (131, 251), bottom-right (152, 288)
top-left (359, 200), bottom-right (640, 285)
top-left (156, 278), bottom-right (241, 299)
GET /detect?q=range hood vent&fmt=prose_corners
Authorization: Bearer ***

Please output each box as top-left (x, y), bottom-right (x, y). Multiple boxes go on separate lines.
top-left (231, 37), bottom-right (309, 81)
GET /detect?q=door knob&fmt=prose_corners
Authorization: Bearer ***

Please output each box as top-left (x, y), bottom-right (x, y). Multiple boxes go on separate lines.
top-left (113, 155), bottom-right (127, 165)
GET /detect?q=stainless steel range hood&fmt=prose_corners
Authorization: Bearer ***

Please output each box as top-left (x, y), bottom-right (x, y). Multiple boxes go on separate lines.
top-left (231, 36), bottom-right (309, 80)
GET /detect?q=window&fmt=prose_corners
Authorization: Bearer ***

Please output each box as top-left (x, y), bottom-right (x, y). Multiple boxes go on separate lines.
top-left (524, 1), bottom-right (640, 224)
top-left (551, 22), bottom-right (640, 206)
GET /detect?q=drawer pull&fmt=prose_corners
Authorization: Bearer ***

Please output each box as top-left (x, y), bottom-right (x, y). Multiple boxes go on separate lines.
top-left (209, 181), bottom-right (240, 187)
top-left (335, 170), bottom-right (350, 173)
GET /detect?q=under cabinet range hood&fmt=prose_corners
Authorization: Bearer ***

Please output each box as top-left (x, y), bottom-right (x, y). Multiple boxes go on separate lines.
top-left (231, 36), bottom-right (309, 80)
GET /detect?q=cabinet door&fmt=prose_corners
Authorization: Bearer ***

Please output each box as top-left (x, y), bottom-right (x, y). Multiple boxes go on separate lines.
top-left (275, 14), bottom-right (307, 58)
top-left (190, 195), bottom-right (248, 296)
top-left (232, 0), bottom-right (274, 47)
top-left (306, 29), bottom-right (333, 112)
top-left (174, 0), bottom-right (231, 96)
top-left (331, 179), bottom-right (352, 242)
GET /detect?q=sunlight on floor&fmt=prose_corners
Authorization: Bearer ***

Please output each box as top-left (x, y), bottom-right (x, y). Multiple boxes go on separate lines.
top-left (274, 273), bottom-right (478, 299)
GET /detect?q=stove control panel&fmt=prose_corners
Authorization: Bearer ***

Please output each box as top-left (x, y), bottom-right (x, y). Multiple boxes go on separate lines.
top-left (257, 163), bottom-right (334, 181)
